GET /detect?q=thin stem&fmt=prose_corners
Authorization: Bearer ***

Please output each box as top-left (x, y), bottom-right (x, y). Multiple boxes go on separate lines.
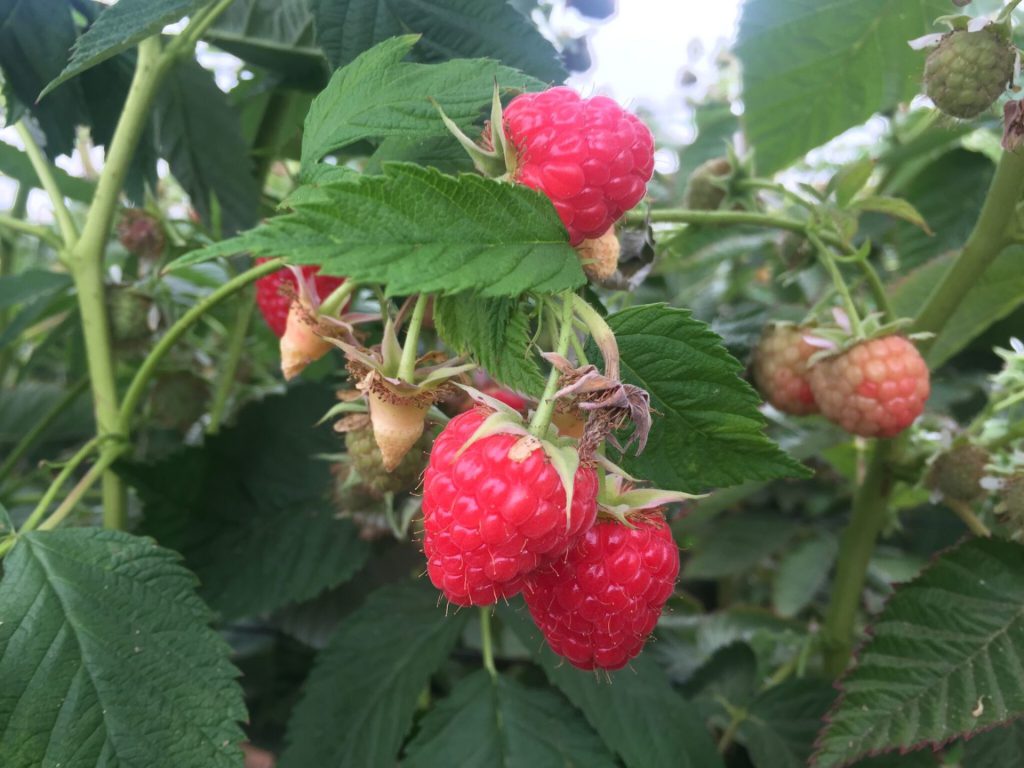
top-left (166, 0), bottom-right (236, 56)
top-left (997, 0), bottom-right (1024, 23)
top-left (0, 377), bottom-right (89, 484)
top-left (529, 293), bottom-right (575, 437)
top-left (38, 454), bottom-right (119, 532)
top-left (479, 608), bottom-right (497, 678)
top-left (119, 258), bottom-right (284, 432)
top-left (854, 258), bottom-right (896, 322)
top-left (822, 441), bottom-right (893, 677)
top-left (808, 231), bottom-right (862, 336)
top-left (717, 709), bottom-right (745, 755)
top-left (913, 149), bottom-right (1024, 343)
top-left (0, 184), bottom-right (30, 382)
top-left (0, 212), bottom-right (62, 250)
top-left (320, 280), bottom-right (359, 317)
top-left (18, 437), bottom-right (101, 534)
top-left (623, 208), bottom-right (848, 251)
top-left (207, 291), bottom-right (255, 434)
top-left (947, 498), bottom-right (992, 538)
top-left (397, 294), bottom-right (429, 383)
top-left (14, 121), bottom-right (78, 248)
top-left (737, 178), bottom-right (818, 213)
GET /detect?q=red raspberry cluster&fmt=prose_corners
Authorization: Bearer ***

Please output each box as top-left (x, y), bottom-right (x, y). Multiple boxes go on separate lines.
top-left (752, 329), bottom-right (930, 438)
top-left (421, 407), bottom-right (680, 670)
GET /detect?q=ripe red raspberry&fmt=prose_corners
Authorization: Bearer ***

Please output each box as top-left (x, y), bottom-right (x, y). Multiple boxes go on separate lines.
top-left (254, 259), bottom-right (345, 337)
top-left (808, 336), bottom-right (930, 438)
top-left (503, 87), bottom-right (654, 245)
top-left (752, 324), bottom-right (819, 416)
top-left (524, 513), bottom-right (679, 671)
top-left (422, 408), bottom-right (598, 606)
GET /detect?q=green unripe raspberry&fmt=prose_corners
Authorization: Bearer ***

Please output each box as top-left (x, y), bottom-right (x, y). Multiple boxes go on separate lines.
top-left (345, 427), bottom-right (430, 498)
top-left (149, 371), bottom-right (209, 431)
top-left (997, 474), bottom-right (1024, 537)
top-left (925, 444), bottom-right (989, 501)
top-left (683, 157), bottom-right (732, 211)
top-left (924, 28), bottom-right (1015, 119)
top-left (107, 286), bottom-right (152, 345)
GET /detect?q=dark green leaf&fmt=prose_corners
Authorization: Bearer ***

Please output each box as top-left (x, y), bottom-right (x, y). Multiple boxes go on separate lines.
top-left (814, 538), bottom-right (1024, 768)
top-left (963, 720), bottom-right (1024, 766)
top-left (891, 246), bottom-right (1024, 368)
top-left (300, 35), bottom-right (543, 168)
top-left (681, 642), bottom-right (759, 721)
top-left (736, 0), bottom-right (948, 173)
top-left (0, 502), bottom-right (11, 536)
top-left (154, 58), bottom-right (260, 234)
top-left (312, 0), bottom-right (563, 81)
top-left (739, 679), bottom-right (835, 768)
top-left (0, 382), bottom-right (93, 447)
top-left (0, 0), bottom-right (82, 156)
top-left (124, 385), bottom-right (368, 619)
top-left (172, 164), bottom-right (584, 297)
top-left (685, 512), bottom-right (802, 580)
top-left (42, 0), bottom-right (210, 96)
top-left (0, 528), bottom-right (246, 768)
top-left (502, 603), bottom-right (725, 768)
top-left (404, 670), bottom-right (617, 768)
top-left (434, 294), bottom-right (545, 396)
top-left (602, 304), bottom-right (809, 492)
top-left (852, 196), bottom-right (930, 233)
top-left (367, 134), bottom-right (475, 174)
top-left (773, 534), bottom-right (838, 618)
top-left (206, 0), bottom-right (328, 88)
top-left (0, 140), bottom-right (94, 201)
top-left (280, 582), bottom-right (468, 767)
top-left (831, 157), bottom-right (875, 208)
top-left (0, 270), bottom-right (72, 310)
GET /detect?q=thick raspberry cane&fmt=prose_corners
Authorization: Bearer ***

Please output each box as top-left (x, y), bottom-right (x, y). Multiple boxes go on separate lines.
top-left (524, 513), bottom-right (679, 670)
top-left (421, 408), bottom-right (598, 606)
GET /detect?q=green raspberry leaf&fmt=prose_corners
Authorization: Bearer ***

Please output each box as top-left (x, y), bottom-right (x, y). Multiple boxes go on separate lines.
top-left (121, 385), bottom-right (369, 620)
top-left (41, 0), bottom-right (212, 97)
top-left (813, 537), bottom-right (1024, 768)
top-left (600, 304), bottom-right (810, 493)
top-left (311, 0), bottom-right (565, 82)
top-left (736, 0), bottom-right (949, 173)
top-left (963, 720), bottom-right (1024, 766)
top-left (434, 294), bottom-right (546, 397)
top-left (301, 35), bottom-right (544, 171)
top-left (404, 670), bottom-right (617, 768)
top-left (501, 603), bottom-right (724, 768)
top-left (279, 582), bottom-right (467, 767)
top-left (170, 163), bottom-right (584, 297)
top-left (0, 528), bottom-right (246, 768)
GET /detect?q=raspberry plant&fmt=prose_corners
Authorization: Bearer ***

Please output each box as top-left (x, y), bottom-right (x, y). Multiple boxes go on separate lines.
top-left (1, 1), bottom-right (1024, 766)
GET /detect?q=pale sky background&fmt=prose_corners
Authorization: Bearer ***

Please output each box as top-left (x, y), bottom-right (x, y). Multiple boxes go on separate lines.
top-left (0, 1), bottom-right (743, 221)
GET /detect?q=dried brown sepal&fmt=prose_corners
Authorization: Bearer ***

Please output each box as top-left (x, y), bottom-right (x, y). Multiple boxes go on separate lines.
top-left (332, 413), bottom-right (372, 433)
top-left (543, 352), bottom-right (652, 460)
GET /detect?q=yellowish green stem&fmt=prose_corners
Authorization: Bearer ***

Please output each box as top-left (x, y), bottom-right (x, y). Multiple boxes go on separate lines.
top-left (529, 292), bottom-right (575, 437)
top-left (397, 293), bottom-right (430, 383)
top-left (14, 121), bottom-right (78, 249)
top-left (479, 608), bottom-right (497, 678)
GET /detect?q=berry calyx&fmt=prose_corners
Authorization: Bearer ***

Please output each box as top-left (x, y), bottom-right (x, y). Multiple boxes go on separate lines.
top-left (752, 323), bottom-right (820, 416)
top-left (254, 259), bottom-right (345, 338)
top-left (808, 335), bottom-right (930, 438)
top-left (503, 88), bottom-right (654, 245)
top-left (421, 407), bottom-right (598, 606)
top-left (924, 26), bottom-right (1016, 119)
top-left (523, 512), bottom-right (679, 670)
top-left (576, 227), bottom-right (621, 282)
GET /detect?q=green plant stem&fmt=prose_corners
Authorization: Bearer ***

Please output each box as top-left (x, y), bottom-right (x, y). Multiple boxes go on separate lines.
top-left (120, 258), bottom-right (284, 433)
top-left (0, 212), bottom-right (62, 250)
top-left (807, 230), bottom-right (863, 335)
top-left (479, 608), bottom-right (497, 678)
top-left (913, 149), bottom-right (1024, 343)
top-left (623, 208), bottom-right (848, 250)
top-left (529, 293), bottom-right (575, 437)
top-left (854, 258), bottom-right (896, 322)
top-left (18, 437), bottom-right (101, 534)
top-left (166, 0), bottom-right (235, 56)
top-left (737, 178), bottom-right (817, 213)
top-left (14, 122), bottom-right (78, 248)
top-left (717, 709), bottom-right (745, 755)
top-left (207, 291), bottom-right (255, 434)
top-left (320, 280), bottom-right (359, 316)
top-left (822, 440), bottom-right (893, 677)
top-left (66, 36), bottom-right (170, 530)
top-left (397, 293), bottom-right (429, 383)
top-left (0, 377), bottom-right (89, 484)
top-left (997, 0), bottom-right (1024, 23)
top-left (38, 453), bottom-right (119, 532)
top-left (0, 184), bottom-right (30, 382)
top-left (947, 498), bottom-right (992, 538)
